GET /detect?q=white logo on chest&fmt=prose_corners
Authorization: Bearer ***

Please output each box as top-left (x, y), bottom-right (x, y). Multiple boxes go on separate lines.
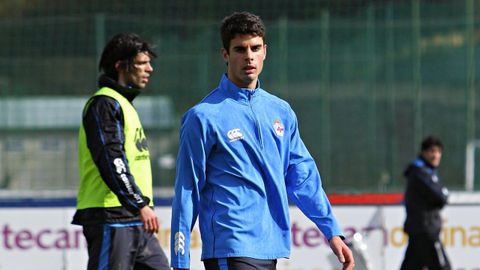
top-left (273, 119), bottom-right (284, 137)
top-left (227, 128), bottom-right (244, 142)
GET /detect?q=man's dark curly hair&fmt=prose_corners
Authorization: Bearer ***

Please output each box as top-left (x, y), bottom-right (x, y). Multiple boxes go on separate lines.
top-left (421, 135), bottom-right (443, 151)
top-left (99, 32), bottom-right (156, 80)
top-left (221, 12), bottom-right (266, 51)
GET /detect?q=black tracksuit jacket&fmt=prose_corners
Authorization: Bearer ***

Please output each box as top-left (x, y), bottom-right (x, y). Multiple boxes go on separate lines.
top-left (403, 156), bottom-right (449, 239)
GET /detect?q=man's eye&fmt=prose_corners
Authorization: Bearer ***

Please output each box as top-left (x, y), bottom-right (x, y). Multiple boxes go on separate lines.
top-left (135, 62), bottom-right (148, 67)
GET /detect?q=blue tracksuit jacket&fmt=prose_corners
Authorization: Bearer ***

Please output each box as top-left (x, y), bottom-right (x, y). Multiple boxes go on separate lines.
top-left (170, 74), bottom-right (342, 268)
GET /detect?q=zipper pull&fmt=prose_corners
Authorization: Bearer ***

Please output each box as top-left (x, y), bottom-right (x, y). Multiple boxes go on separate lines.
top-left (247, 90), bottom-right (254, 101)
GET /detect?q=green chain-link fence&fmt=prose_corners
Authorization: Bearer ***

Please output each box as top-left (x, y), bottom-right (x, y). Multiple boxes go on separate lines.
top-left (1, 0), bottom-right (479, 194)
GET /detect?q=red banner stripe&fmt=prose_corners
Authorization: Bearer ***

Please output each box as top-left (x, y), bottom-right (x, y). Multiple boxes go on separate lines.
top-left (327, 193), bottom-right (404, 205)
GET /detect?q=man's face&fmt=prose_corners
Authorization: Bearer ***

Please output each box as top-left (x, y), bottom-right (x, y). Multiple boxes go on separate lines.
top-left (117, 52), bottom-right (153, 89)
top-left (421, 145), bottom-right (442, 167)
top-left (222, 34), bottom-right (267, 89)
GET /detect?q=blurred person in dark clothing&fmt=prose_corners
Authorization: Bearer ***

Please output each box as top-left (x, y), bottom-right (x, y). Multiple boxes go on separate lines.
top-left (400, 135), bottom-right (451, 270)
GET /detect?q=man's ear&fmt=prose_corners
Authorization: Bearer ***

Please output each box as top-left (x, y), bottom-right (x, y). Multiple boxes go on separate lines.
top-left (115, 61), bottom-right (123, 72)
top-left (221, 47), bottom-right (229, 64)
top-left (263, 44), bottom-right (267, 60)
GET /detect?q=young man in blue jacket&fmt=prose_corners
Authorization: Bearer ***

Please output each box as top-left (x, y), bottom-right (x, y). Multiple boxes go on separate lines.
top-left (170, 12), bottom-right (354, 270)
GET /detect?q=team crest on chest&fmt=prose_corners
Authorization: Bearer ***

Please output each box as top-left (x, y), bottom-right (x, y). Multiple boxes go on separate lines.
top-left (273, 119), bottom-right (284, 137)
top-left (227, 128), bottom-right (244, 142)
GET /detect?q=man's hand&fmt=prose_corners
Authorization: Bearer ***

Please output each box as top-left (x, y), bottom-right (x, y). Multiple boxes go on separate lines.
top-left (329, 236), bottom-right (355, 270)
top-left (139, 206), bottom-right (159, 233)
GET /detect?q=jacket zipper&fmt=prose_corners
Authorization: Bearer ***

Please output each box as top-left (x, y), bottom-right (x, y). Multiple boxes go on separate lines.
top-left (248, 91), bottom-right (264, 149)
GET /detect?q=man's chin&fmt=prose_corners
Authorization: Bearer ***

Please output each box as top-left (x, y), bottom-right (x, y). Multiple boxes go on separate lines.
top-left (128, 82), bottom-right (146, 90)
top-left (242, 76), bottom-right (257, 84)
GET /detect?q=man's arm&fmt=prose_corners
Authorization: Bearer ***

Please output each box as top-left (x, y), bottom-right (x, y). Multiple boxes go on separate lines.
top-left (409, 165), bottom-right (448, 207)
top-left (284, 110), bottom-right (343, 240)
top-left (284, 109), bottom-right (354, 268)
top-left (170, 110), bottom-right (213, 268)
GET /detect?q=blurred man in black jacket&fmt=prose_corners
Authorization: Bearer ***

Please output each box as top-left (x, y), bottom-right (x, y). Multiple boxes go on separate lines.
top-left (400, 136), bottom-right (451, 270)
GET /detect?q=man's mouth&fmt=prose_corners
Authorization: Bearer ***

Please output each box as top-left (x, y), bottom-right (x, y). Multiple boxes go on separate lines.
top-left (244, 66), bottom-right (255, 73)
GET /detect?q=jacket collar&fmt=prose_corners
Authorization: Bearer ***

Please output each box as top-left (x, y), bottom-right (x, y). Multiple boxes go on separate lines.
top-left (415, 155), bottom-right (436, 170)
top-left (219, 73), bottom-right (261, 104)
top-left (98, 74), bottom-right (141, 102)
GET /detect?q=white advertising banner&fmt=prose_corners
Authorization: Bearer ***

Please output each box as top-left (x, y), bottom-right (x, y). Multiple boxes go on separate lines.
top-left (0, 205), bottom-right (479, 270)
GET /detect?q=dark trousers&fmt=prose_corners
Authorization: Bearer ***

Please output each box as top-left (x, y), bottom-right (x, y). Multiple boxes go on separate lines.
top-left (400, 234), bottom-right (451, 270)
top-left (203, 257), bottom-right (277, 270)
top-left (83, 224), bottom-right (169, 270)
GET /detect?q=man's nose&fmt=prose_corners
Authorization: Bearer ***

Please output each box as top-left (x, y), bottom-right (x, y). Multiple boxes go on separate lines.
top-left (146, 63), bottom-right (153, 72)
top-left (245, 48), bottom-right (254, 60)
